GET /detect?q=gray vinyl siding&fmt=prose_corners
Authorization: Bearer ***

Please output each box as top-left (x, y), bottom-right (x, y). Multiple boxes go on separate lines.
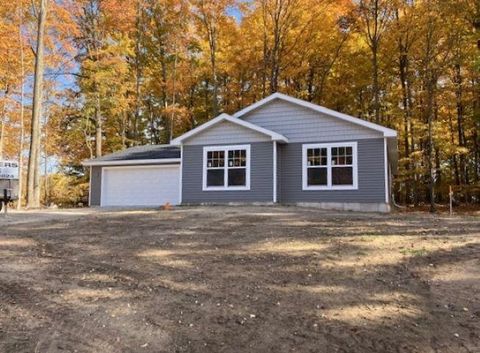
top-left (242, 99), bottom-right (382, 142)
top-left (183, 121), bottom-right (271, 145)
top-left (182, 142), bottom-right (273, 203)
top-left (279, 138), bottom-right (386, 203)
top-left (90, 166), bottom-right (102, 206)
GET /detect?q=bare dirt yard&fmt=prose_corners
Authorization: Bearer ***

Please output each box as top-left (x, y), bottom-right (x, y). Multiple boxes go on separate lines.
top-left (0, 206), bottom-right (479, 353)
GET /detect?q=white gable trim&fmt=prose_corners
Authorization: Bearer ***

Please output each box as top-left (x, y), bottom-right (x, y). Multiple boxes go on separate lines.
top-left (171, 113), bottom-right (289, 145)
top-left (233, 93), bottom-right (397, 138)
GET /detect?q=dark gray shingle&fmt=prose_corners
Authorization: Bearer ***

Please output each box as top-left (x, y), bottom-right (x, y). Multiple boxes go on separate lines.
top-left (88, 145), bottom-right (180, 162)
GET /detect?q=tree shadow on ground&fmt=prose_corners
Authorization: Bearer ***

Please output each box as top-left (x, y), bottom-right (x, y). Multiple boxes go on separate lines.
top-left (0, 206), bottom-right (479, 353)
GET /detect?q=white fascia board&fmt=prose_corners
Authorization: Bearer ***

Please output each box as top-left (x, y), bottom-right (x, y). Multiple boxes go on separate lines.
top-left (233, 92), bottom-right (397, 138)
top-left (82, 158), bottom-right (181, 167)
top-left (170, 113), bottom-right (288, 144)
top-left (171, 113), bottom-right (231, 145)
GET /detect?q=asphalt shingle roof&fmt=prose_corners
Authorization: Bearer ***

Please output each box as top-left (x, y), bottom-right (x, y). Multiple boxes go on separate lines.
top-left (87, 145), bottom-right (180, 163)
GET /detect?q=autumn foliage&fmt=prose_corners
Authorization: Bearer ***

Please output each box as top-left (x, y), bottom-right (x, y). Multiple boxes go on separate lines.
top-left (0, 0), bottom-right (479, 208)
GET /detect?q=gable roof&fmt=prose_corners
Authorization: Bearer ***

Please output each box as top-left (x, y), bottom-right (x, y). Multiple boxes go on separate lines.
top-left (233, 93), bottom-right (397, 138)
top-left (82, 145), bottom-right (180, 166)
top-left (171, 113), bottom-right (289, 145)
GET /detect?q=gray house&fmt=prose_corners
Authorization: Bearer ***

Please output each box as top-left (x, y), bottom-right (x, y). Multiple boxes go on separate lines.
top-left (84, 93), bottom-right (397, 212)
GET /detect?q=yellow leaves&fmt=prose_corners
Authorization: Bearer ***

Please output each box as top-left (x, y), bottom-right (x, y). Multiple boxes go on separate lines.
top-left (163, 104), bottom-right (191, 136)
top-left (0, 0), bottom-right (477, 202)
top-left (101, 0), bottom-right (137, 34)
top-left (456, 146), bottom-right (470, 155)
top-left (44, 173), bottom-right (89, 206)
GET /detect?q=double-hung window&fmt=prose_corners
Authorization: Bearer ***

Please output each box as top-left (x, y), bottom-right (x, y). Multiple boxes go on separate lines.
top-left (203, 145), bottom-right (250, 190)
top-left (302, 142), bottom-right (358, 190)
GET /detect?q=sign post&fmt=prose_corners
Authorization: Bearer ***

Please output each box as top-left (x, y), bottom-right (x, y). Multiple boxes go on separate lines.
top-left (3, 189), bottom-right (7, 215)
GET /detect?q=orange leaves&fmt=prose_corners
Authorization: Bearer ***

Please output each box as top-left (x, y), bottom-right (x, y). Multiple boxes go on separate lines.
top-left (0, 0), bottom-right (477, 204)
top-left (101, 0), bottom-right (137, 33)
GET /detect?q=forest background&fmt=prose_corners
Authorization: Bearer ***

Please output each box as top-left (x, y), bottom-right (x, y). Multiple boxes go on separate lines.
top-left (0, 0), bottom-right (479, 210)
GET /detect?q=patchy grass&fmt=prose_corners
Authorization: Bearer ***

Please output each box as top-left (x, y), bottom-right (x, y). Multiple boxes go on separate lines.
top-left (399, 247), bottom-right (429, 257)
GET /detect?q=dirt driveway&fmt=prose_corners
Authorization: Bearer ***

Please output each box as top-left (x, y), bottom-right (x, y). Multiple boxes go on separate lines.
top-left (0, 206), bottom-right (479, 353)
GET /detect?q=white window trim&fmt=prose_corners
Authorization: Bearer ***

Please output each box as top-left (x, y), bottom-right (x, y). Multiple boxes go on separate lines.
top-left (202, 144), bottom-right (251, 191)
top-left (302, 142), bottom-right (358, 191)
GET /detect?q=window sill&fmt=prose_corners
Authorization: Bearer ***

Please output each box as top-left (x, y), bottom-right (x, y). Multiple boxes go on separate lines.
top-left (302, 186), bottom-right (358, 191)
top-left (203, 187), bottom-right (251, 191)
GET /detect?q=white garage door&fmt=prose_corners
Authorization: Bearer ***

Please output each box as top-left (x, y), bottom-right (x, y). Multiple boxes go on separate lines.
top-left (101, 165), bottom-right (180, 206)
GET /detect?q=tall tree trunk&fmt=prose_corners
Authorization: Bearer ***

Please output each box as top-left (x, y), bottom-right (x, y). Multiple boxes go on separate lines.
top-left (448, 114), bottom-right (460, 185)
top-left (269, 0), bottom-right (282, 94)
top-left (453, 63), bottom-right (468, 186)
top-left (426, 75), bottom-right (436, 212)
top-left (473, 127), bottom-right (479, 183)
top-left (473, 78), bottom-right (480, 183)
top-left (434, 146), bottom-right (442, 202)
top-left (359, 0), bottom-right (386, 124)
top-left (306, 63), bottom-right (315, 101)
top-left (208, 27), bottom-right (218, 116)
top-left (133, 0), bottom-right (143, 143)
top-left (198, 0), bottom-right (219, 117)
top-left (95, 94), bottom-right (102, 157)
top-left (261, 5), bottom-right (268, 98)
top-left (26, 0), bottom-right (48, 208)
top-left (169, 50), bottom-right (178, 142)
top-left (372, 41), bottom-right (380, 123)
top-left (43, 119), bottom-right (48, 205)
top-left (0, 98), bottom-right (6, 159)
top-left (398, 39), bottom-right (412, 204)
top-left (17, 10), bottom-right (25, 209)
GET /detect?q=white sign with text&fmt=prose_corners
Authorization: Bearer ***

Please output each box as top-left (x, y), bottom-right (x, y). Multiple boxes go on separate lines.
top-left (0, 160), bottom-right (19, 180)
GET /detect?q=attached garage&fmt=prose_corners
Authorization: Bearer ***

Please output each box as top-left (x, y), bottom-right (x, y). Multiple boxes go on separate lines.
top-left (101, 165), bottom-right (180, 206)
top-left (83, 145), bottom-right (181, 207)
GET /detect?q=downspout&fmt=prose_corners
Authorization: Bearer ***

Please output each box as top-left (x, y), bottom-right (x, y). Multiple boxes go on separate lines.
top-left (389, 163), bottom-right (392, 204)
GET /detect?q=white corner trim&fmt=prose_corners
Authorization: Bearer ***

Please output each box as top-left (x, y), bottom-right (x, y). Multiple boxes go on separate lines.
top-left (171, 113), bottom-right (288, 145)
top-left (82, 158), bottom-right (181, 167)
top-left (302, 142), bottom-right (358, 191)
top-left (202, 144), bottom-right (251, 191)
top-left (384, 137), bottom-right (389, 203)
top-left (273, 141), bottom-right (277, 203)
top-left (88, 165), bottom-right (92, 207)
top-left (233, 92), bottom-right (397, 138)
top-left (100, 167), bottom-right (105, 207)
top-left (179, 145), bottom-right (183, 204)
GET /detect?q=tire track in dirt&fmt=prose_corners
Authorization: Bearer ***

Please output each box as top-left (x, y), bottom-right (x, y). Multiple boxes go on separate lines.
top-left (2, 207), bottom-right (479, 353)
top-left (0, 281), bottom-right (139, 353)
